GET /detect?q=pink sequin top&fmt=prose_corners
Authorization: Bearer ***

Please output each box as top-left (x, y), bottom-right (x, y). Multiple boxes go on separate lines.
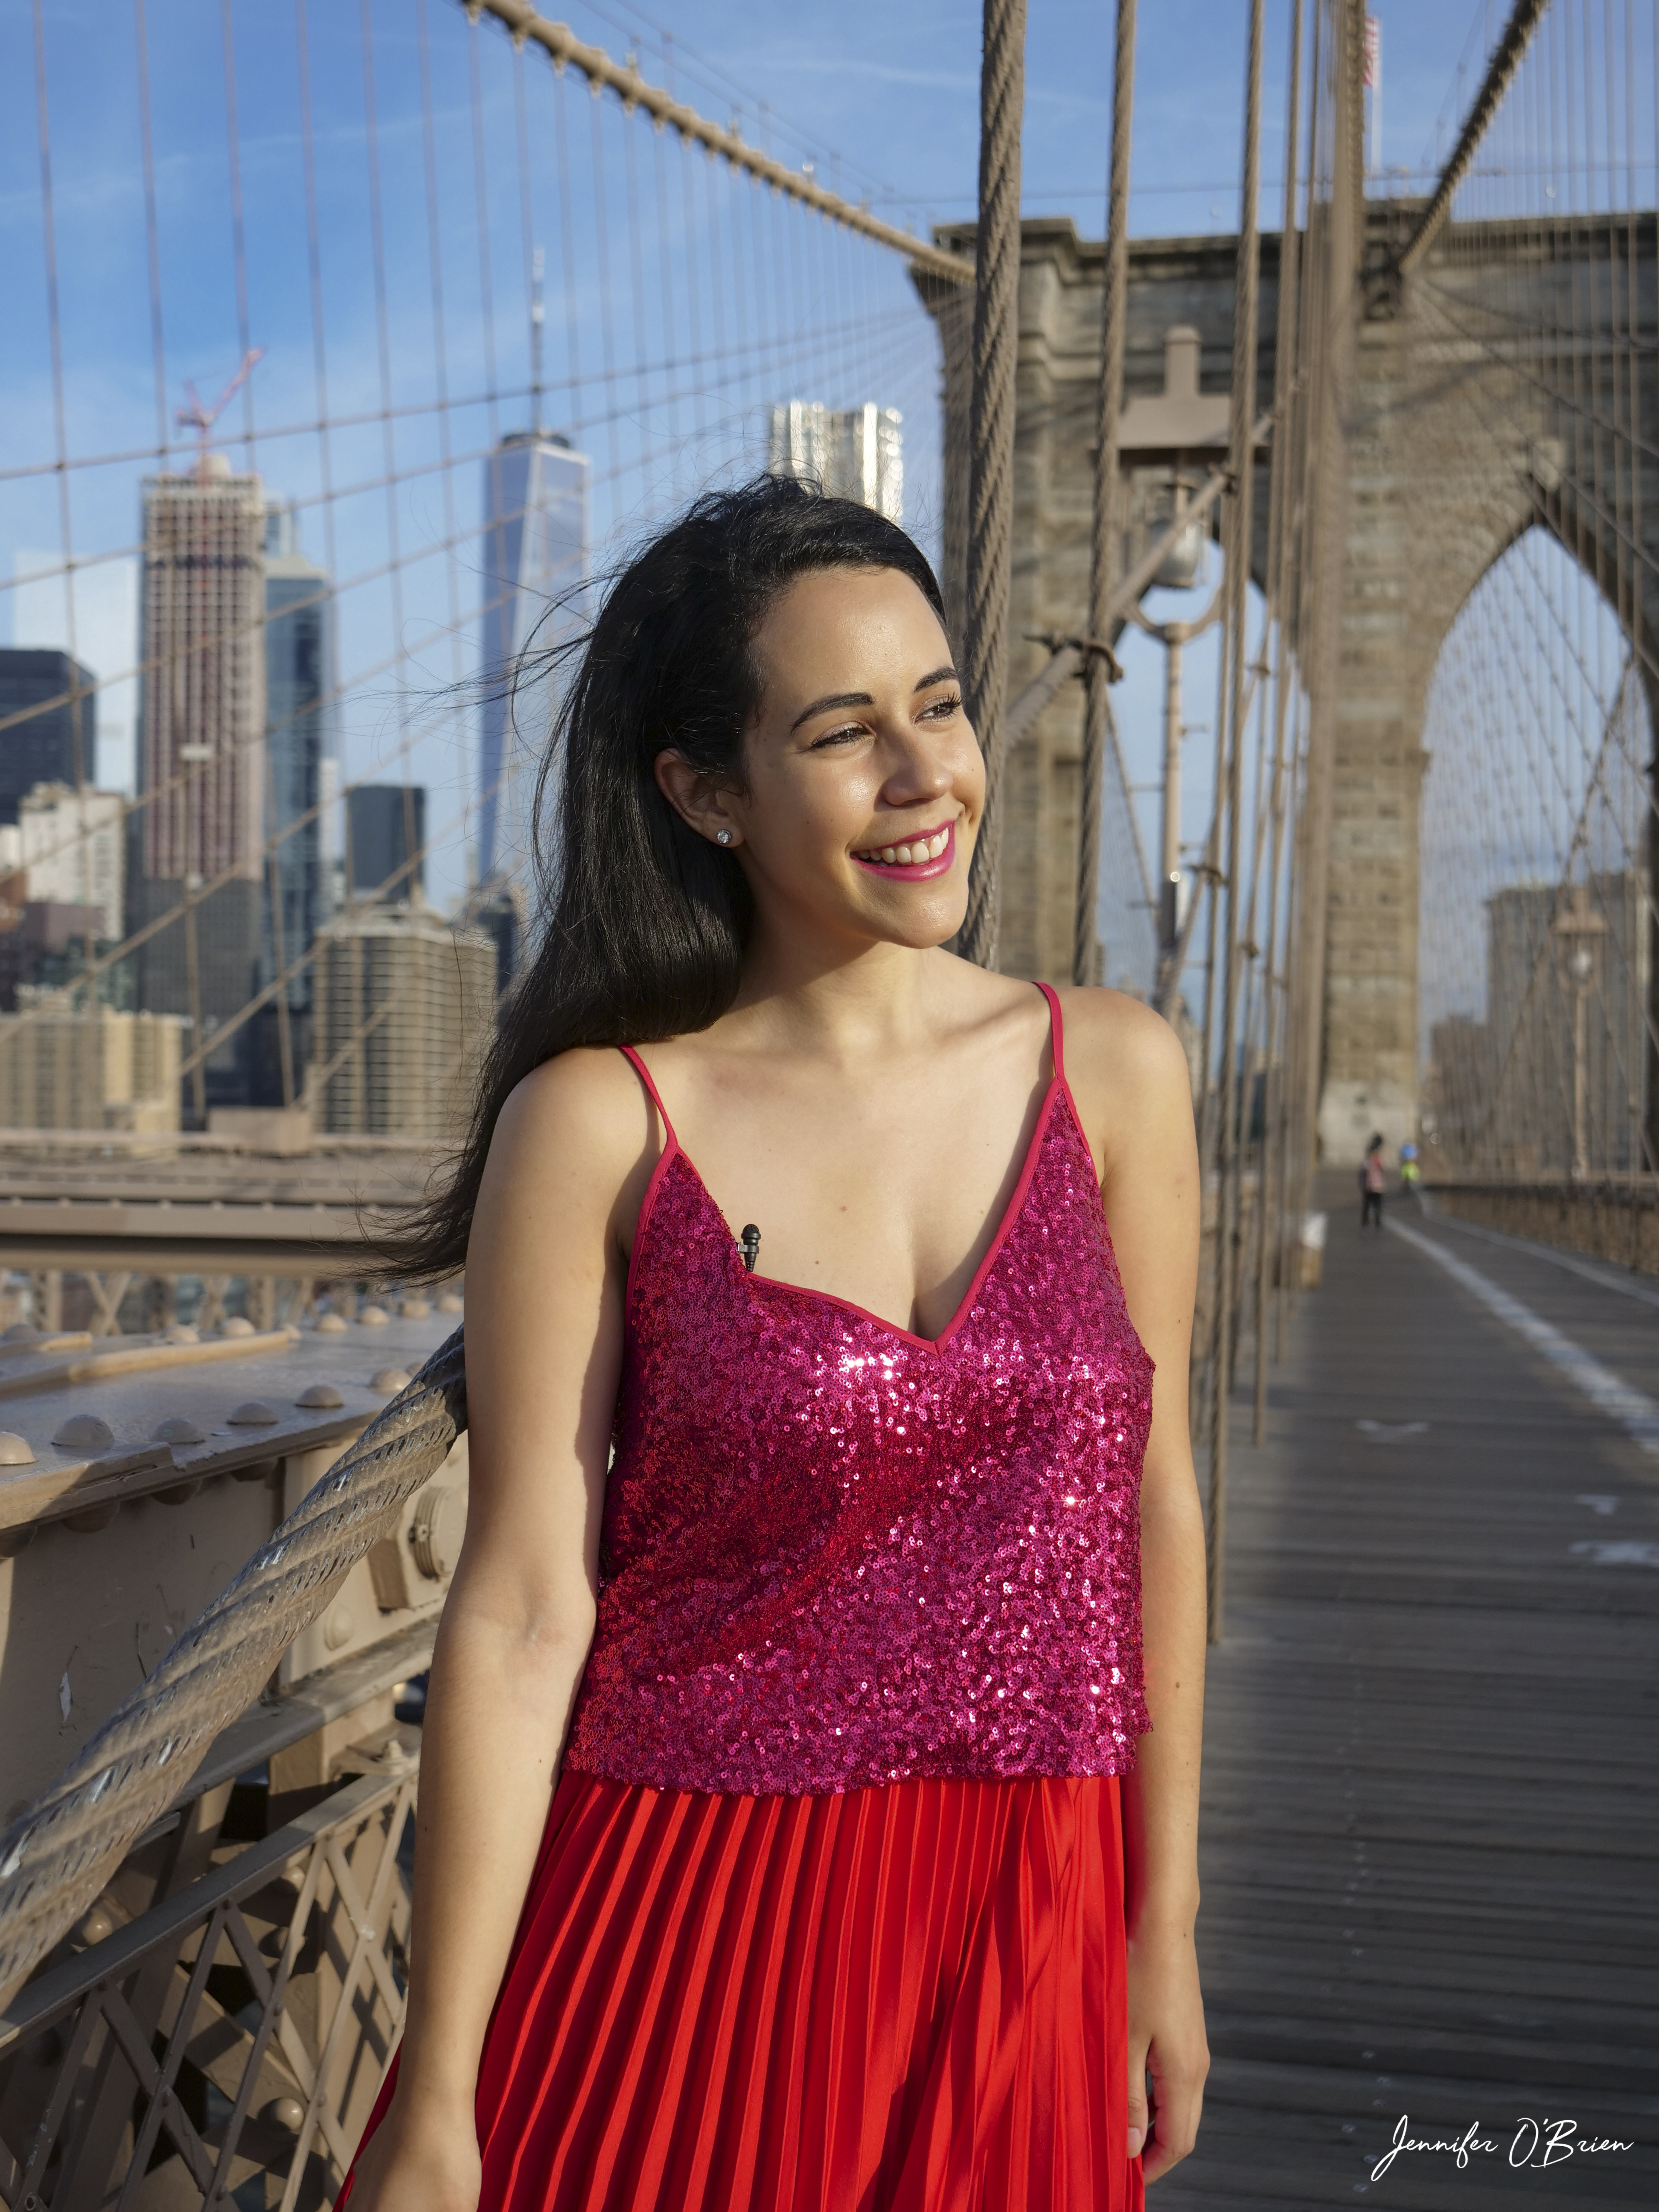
top-left (562, 983), bottom-right (1154, 1797)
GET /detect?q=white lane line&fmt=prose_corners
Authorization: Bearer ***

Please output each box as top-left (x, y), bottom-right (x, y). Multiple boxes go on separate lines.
top-left (1389, 1219), bottom-right (1659, 1456)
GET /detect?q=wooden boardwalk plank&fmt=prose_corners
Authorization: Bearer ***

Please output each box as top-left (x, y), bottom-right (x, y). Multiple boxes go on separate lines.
top-left (1160, 1187), bottom-right (1659, 2209)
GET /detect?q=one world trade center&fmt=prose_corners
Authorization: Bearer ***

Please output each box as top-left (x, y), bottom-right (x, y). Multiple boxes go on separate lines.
top-left (477, 429), bottom-right (589, 897)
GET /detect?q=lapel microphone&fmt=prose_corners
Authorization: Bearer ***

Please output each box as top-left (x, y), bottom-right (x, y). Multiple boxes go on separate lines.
top-left (739, 1225), bottom-right (762, 1273)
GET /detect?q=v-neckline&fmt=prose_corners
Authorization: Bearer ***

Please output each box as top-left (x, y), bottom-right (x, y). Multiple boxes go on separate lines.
top-left (671, 1077), bottom-right (1064, 1356)
top-left (623, 984), bottom-right (1072, 1358)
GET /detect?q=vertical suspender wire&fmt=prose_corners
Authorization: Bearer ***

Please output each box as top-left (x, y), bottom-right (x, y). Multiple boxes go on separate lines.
top-left (1643, 0), bottom-right (1659, 1172)
top-left (132, 0), bottom-right (168, 1028)
top-left (220, 2), bottom-right (258, 468)
top-left (677, 126), bottom-right (708, 462)
top-left (294, 0), bottom-right (343, 975)
top-left (722, 146), bottom-right (750, 456)
top-left (748, 163), bottom-right (781, 481)
top-left (622, 112), bottom-right (652, 508)
top-left (468, 15), bottom-right (502, 450)
top-left (698, 141), bottom-right (728, 454)
top-left (418, 0), bottom-right (473, 935)
top-left (1074, 0), bottom-right (1137, 988)
top-left (1207, 0), bottom-right (1265, 1647)
top-left (133, 0), bottom-right (169, 463)
top-left (589, 84), bottom-right (624, 492)
top-left (222, 0), bottom-right (290, 1103)
top-left (513, 45), bottom-right (539, 426)
top-left (957, 0), bottom-right (1027, 971)
top-left (1254, 0), bottom-right (1305, 1446)
top-left (1275, 0), bottom-right (1320, 1361)
top-left (552, 66), bottom-right (585, 464)
top-left (1616, 0), bottom-right (1650, 1187)
top-left (360, 0), bottom-right (416, 998)
top-left (30, 3), bottom-right (83, 800)
top-left (416, 0), bottom-right (465, 693)
top-left (651, 117), bottom-right (681, 499)
top-left (1286, 0), bottom-right (1352, 1278)
top-left (1188, 541), bottom-right (1235, 1476)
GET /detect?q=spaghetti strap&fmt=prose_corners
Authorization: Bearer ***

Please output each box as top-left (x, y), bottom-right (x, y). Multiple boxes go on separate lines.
top-left (1035, 980), bottom-right (1066, 1083)
top-left (617, 1043), bottom-right (678, 1147)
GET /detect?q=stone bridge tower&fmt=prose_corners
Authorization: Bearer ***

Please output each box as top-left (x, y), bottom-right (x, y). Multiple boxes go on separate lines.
top-left (919, 206), bottom-right (1659, 1165)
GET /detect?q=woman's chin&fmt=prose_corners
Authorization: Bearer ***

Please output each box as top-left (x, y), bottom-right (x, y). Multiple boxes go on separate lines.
top-left (856, 886), bottom-right (969, 952)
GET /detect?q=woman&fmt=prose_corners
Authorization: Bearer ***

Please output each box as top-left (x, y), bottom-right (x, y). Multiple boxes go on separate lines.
top-left (343, 478), bottom-right (1208, 2211)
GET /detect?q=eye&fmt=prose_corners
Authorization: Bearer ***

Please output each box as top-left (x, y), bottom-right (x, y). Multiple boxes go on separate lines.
top-left (809, 721), bottom-right (867, 750)
top-left (920, 693), bottom-right (962, 722)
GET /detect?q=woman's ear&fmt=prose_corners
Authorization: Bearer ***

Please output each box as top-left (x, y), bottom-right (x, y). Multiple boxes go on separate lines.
top-left (654, 750), bottom-right (745, 850)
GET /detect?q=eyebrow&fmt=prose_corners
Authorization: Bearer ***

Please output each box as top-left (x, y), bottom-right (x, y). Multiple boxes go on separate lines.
top-left (788, 666), bottom-right (962, 735)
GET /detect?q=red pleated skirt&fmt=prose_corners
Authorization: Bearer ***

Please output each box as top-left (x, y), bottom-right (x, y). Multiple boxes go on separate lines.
top-left (342, 1769), bottom-right (1144, 2212)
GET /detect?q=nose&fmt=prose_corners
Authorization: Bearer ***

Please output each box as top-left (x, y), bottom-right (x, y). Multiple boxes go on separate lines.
top-left (880, 727), bottom-right (957, 808)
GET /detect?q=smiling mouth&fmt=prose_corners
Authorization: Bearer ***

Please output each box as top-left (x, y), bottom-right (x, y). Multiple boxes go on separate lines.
top-left (851, 822), bottom-right (955, 877)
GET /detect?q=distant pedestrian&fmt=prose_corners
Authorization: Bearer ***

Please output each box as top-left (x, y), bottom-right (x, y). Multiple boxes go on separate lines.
top-left (1399, 1141), bottom-right (1421, 1205)
top-left (1359, 1134), bottom-right (1386, 1231)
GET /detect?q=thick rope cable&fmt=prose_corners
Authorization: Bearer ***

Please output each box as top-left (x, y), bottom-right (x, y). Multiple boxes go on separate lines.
top-left (0, 1333), bottom-right (467, 2008)
top-left (957, 0), bottom-right (1027, 972)
top-left (1074, 0), bottom-right (1137, 989)
top-left (1206, 0), bottom-right (1266, 1648)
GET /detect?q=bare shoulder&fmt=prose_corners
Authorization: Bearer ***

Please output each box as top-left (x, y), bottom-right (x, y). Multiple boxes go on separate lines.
top-left (475, 1046), bottom-right (657, 1247)
top-left (1052, 987), bottom-right (1196, 1179)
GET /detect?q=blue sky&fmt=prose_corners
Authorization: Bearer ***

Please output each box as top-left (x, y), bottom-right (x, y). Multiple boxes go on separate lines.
top-left (0, 0), bottom-right (1503, 927)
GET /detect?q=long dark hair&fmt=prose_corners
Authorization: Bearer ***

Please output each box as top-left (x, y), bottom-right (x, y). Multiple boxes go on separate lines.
top-left (387, 474), bottom-right (946, 1281)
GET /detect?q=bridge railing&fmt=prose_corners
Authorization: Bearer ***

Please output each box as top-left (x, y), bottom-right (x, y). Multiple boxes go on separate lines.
top-left (1, 1766), bottom-right (415, 2212)
top-left (0, 1320), bottom-right (466, 2206)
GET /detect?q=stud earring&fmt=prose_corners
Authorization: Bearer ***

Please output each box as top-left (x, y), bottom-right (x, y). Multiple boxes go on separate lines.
top-left (716, 830), bottom-right (733, 846)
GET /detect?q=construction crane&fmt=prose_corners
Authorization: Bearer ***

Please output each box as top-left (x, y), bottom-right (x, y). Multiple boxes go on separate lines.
top-left (173, 346), bottom-right (265, 476)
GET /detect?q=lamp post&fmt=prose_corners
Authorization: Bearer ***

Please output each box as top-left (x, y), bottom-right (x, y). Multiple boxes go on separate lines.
top-left (1552, 885), bottom-right (1607, 1181)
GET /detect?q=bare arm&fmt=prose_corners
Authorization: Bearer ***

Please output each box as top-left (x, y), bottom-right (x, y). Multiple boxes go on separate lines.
top-left (346, 1052), bottom-right (650, 2211)
top-left (1064, 991), bottom-right (1209, 2183)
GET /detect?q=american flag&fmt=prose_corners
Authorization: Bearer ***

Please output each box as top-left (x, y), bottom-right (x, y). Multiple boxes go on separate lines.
top-left (1364, 14), bottom-right (1382, 91)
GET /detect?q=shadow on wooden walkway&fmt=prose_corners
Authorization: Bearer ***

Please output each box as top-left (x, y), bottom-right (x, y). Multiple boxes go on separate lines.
top-left (1162, 1180), bottom-right (1659, 2210)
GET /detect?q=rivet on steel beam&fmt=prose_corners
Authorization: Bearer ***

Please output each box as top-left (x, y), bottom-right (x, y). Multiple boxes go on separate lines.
top-left (399, 1298), bottom-right (430, 1319)
top-left (62, 1503), bottom-right (119, 1534)
top-left (228, 1401), bottom-right (279, 1426)
top-left (52, 1414), bottom-right (115, 1452)
top-left (297, 1383), bottom-right (345, 1409)
top-left (2, 1324), bottom-right (38, 1344)
top-left (154, 1480), bottom-right (202, 1505)
top-left (221, 1317), bottom-right (256, 1338)
top-left (152, 1415), bottom-right (207, 1444)
top-left (372, 1368), bottom-right (413, 1393)
top-left (358, 1306), bottom-right (390, 1327)
top-left (315, 1313), bottom-right (349, 1334)
top-left (436, 1292), bottom-right (463, 1313)
top-left (164, 1324), bottom-right (200, 1345)
top-left (231, 1457), bottom-right (278, 1485)
top-left (74, 1900), bottom-right (116, 1946)
top-left (0, 1431), bottom-right (37, 1466)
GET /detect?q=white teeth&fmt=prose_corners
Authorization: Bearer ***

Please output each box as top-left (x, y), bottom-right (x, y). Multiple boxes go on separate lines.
top-left (857, 828), bottom-right (950, 865)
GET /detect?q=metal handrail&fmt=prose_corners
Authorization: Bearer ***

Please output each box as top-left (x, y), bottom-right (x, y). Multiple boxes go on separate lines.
top-left (0, 1766), bottom-right (417, 2209)
top-left (0, 1331), bottom-right (466, 2008)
